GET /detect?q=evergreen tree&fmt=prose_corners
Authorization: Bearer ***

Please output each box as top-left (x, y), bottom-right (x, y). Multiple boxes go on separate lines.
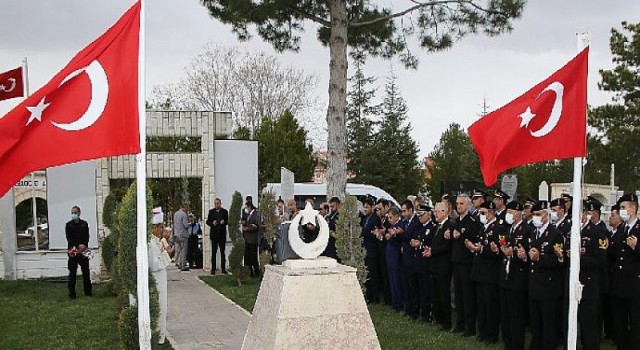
top-left (254, 110), bottom-right (315, 187)
top-left (375, 72), bottom-right (424, 200)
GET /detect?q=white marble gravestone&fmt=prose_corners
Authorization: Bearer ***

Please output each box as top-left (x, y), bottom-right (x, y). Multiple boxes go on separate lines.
top-left (241, 204), bottom-right (380, 350)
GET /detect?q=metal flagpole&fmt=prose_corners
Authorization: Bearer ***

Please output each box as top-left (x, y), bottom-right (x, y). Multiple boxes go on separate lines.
top-left (567, 32), bottom-right (590, 350)
top-left (22, 58), bottom-right (40, 251)
top-left (135, 0), bottom-right (152, 348)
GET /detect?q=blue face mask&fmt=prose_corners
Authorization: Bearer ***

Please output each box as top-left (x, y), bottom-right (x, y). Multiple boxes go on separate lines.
top-left (71, 213), bottom-right (79, 221)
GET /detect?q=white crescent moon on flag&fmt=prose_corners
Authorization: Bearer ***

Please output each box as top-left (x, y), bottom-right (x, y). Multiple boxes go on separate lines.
top-left (51, 60), bottom-right (109, 131)
top-left (529, 82), bottom-right (564, 138)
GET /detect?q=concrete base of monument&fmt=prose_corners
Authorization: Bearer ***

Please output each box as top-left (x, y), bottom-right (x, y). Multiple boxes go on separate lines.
top-left (241, 259), bottom-right (381, 350)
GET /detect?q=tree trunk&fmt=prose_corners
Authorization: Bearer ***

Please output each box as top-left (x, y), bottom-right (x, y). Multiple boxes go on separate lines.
top-left (326, 0), bottom-right (349, 200)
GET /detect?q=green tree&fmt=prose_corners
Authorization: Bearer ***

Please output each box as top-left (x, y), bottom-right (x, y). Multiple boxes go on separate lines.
top-left (258, 190), bottom-right (278, 272)
top-left (374, 72), bottom-right (424, 200)
top-left (336, 195), bottom-right (367, 293)
top-left (254, 110), bottom-right (315, 187)
top-left (228, 191), bottom-right (250, 285)
top-left (587, 21), bottom-right (640, 192)
top-left (426, 123), bottom-right (482, 198)
top-left (200, 0), bottom-right (526, 200)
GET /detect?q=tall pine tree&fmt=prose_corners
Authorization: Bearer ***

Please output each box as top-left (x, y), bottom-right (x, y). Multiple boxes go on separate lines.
top-left (375, 71), bottom-right (424, 200)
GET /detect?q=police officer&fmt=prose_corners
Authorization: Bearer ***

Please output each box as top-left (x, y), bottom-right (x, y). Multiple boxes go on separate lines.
top-left (499, 201), bottom-right (532, 350)
top-left (528, 200), bottom-right (564, 350)
top-left (471, 190), bottom-right (487, 220)
top-left (604, 203), bottom-right (625, 343)
top-left (493, 190), bottom-right (510, 228)
top-left (414, 204), bottom-right (435, 323)
top-left (469, 200), bottom-right (503, 344)
top-left (424, 201), bottom-right (454, 330)
top-left (523, 197), bottom-right (537, 227)
top-left (550, 197), bottom-right (572, 239)
top-left (561, 193), bottom-right (573, 220)
top-left (451, 194), bottom-right (480, 336)
top-left (610, 193), bottom-right (640, 350)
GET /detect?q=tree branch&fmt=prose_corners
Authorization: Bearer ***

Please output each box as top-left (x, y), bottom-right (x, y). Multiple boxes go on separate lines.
top-left (288, 6), bottom-right (331, 27)
top-left (351, 0), bottom-right (505, 28)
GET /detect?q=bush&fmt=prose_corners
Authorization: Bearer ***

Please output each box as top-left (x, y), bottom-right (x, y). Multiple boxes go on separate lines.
top-left (228, 191), bottom-right (250, 285)
top-left (101, 232), bottom-right (117, 274)
top-left (103, 193), bottom-right (118, 230)
top-left (336, 195), bottom-right (368, 293)
top-left (258, 190), bottom-right (278, 270)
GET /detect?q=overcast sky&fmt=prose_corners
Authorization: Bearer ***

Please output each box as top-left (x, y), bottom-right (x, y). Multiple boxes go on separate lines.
top-left (1, 0), bottom-right (638, 158)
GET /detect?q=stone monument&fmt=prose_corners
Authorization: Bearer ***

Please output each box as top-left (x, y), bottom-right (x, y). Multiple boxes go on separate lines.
top-left (242, 203), bottom-right (380, 350)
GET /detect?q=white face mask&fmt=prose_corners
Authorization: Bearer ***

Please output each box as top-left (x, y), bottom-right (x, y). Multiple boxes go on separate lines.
top-left (620, 209), bottom-right (630, 222)
top-left (550, 211), bottom-right (559, 223)
top-left (479, 214), bottom-right (488, 225)
top-left (532, 216), bottom-right (543, 228)
top-left (586, 214), bottom-right (593, 223)
top-left (505, 212), bottom-right (515, 225)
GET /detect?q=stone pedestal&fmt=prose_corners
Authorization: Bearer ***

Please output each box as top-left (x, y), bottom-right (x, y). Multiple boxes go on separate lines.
top-left (242, 258), bottom-right (380, 350)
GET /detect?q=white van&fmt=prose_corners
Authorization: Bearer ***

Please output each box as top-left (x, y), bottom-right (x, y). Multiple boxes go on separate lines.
top-left (263, 182), bottom-right (400, 209)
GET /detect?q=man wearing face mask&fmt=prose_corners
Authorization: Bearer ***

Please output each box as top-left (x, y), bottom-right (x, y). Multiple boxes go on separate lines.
top-left (66, 205), bottom-right (92, 299)
top-left (493, 190), bottom-right (510, 228)
top-left (527, 201), bottom-right (564, 350)
top-left (558, 199), bottom-right (606, 350)
top-left (468, 201), bottom-right (503, 344)
top-left (451, 194), bottom-right (480, 336)
top-left (550, 197), bottom-right (571, 239)
top-left (610, 193), bottom-right (640, 350)
top-left (499, 201), bottom-right (532, 350)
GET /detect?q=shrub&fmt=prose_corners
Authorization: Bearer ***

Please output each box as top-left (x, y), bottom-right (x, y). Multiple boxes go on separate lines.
top-left (258, 190), bottom-right (278, 271)
top-left (228, 191), bottom-right (250, 285)
top-left (336, 195), bottom-right (368, 293)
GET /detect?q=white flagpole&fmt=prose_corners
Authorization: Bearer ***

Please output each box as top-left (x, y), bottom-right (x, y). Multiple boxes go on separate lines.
top-left (136, 0), bottom-right (152, 349)
top-left (567, 32), bottom-right (590, 350)
top-left (22, 57), bottom-right (40, 252)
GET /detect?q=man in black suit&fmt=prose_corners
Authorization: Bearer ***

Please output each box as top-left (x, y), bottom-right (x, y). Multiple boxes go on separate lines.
top-left (206, 198), bottom-right (229, 274)
top-left (424, 201), bottom-right (453, 330)
top-left (362, 197), bottom-right (382, 304)
top-left (399, 199), bottom-right (422, 318)
top-left (603, 204), bottom-right (625, 343)
top-left (493, 190), bottom-right (510, 228)
top-left (414, 204), bottom-right (435, 323)
top-left (528, 200), bottom-right (564, 350)
top-left (66, 205), bottom-right (92, 299)
top-left (321, 197), bottom-right (340, 260)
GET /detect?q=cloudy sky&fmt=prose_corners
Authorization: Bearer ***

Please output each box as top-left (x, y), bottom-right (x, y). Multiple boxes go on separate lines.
top-left (1, 0), bottom-right (638, 158)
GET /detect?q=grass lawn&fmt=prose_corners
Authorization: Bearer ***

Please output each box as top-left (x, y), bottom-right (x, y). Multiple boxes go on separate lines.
top-left (199, 274), bottom-right (618, 350)
top-left (0, 280), bottom-right (173, 350)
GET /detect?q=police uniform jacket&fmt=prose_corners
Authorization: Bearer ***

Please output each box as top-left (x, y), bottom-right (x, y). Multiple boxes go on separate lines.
top-left (400, 215), bottom-right (422, 268)
top-left (529, 224), bottom-right (564, 300)
top-left (428, 218), bottom-right (453, 276)
top-left (555, 215), bottom-right (572, 239)
top-left (611, 218), bottom-right (640, 298)
top-left (452, 213), bottom-right (480, 265)
top-left (362, 213), bottom-right (382, 258)
top-left (606, 225), bottom-right (625, 291)
top-left (563, 221), bottom-right (606, 300)
top-left (414, 220), bottom-right (436, 273)
top-left (499, 221), bottom-right (532, 290)
top-left (471, 219), bottom-right (504, 284)
top-left (496, 209), bottom-right (508, 228)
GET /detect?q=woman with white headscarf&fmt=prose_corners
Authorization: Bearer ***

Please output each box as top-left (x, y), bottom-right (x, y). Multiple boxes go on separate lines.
top-left (149, 207), bottom-right (172, 344)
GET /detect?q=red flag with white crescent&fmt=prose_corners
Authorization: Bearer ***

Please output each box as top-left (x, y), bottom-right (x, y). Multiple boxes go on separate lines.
top-left (0, 67), bottom-right (24, 101)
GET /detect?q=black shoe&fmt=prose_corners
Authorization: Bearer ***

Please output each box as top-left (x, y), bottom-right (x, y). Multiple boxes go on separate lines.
top-left (69, 294), bottom-right (77, 300)
top-left (450, 327), bottom-right (464, 333)
top-left (476, 336), bottom-right (486, 342)
top-left (462, 331), bottom-right (475, 337)
top-left (221, 270), bottom-right (228, 275)
top-left (85, 292), bottom-right (93, 297)
top-left (210, 270), bottom-right (216, 275)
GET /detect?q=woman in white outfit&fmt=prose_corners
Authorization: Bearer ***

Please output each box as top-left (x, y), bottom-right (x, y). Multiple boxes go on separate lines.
top-left (150, 207), bottom-right (173, 344)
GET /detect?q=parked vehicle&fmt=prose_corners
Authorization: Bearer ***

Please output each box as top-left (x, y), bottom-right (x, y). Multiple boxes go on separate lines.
top-left (263, 182), bottom-right (400, 209)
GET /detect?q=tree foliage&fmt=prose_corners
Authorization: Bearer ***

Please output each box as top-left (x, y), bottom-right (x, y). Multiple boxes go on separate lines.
top-left (228, 191), bottom-right (250, 285)
top-left (258, 190), bottom-right (279, 271)
top-left (254, 110), bottom-right (315, 187)
top-left (336, 195), bottom-right (367, 294)
top-left (199, 0), bottom-right (526, 201)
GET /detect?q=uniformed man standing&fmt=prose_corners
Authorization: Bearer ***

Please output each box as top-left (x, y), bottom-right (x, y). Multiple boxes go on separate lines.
top-left (400, 199), bottom-right (421, 317)
top-left (493, 190), bottom-right (510, 228)
top-left (451, 194), bottom-right (480, 336)
top-left (471, 190), bottom-right (487, 220)
top-left (385, 206), bottom-right (405, 312)
top-left (414, 204), bottom-right (435, 323)
top-left (603, 204), bottom-right (624, 343)
top-left (499, 201), bottom-right (532, 350)
top-left (610, 193), bottom-right (640, 350)
top-left (523, 197), bottom-right (536, 227)
top-left (528, 201), bottom-right (564, 350)
top-left (424, 201), bottom-right (453, 330)
top-left (469, 201), bottom-right (503, 344)
top-left (550, 197), bottom-right (572, 239)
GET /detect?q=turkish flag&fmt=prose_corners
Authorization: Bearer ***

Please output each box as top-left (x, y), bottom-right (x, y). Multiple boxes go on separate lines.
top-left (469, 48), bottom-right (589, 186)
top-left (0, 2), bottom-right (141, 197)
top-left (0, 67), bottom-right (24, 101)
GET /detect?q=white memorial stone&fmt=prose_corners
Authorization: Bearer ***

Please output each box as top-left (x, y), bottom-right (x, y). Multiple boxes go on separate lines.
top-left (287, 203), bottom-right (329, 259)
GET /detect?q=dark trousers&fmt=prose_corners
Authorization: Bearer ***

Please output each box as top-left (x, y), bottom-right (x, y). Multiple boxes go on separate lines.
top-left (387, 267), bottom-right (404, 311)
top-left (417, 272), bottom-right (432, 321)
top-left (365, 256), bottom-right (381, 303)
top-left (578, 298), bottom-right (600, 350)
top-left (602, 293), bottom-right (614, 339)
top-left (431, 272), bottom-right (452, 328)
top-left (378, 251), bottom-right (391, 305)
top-left (211, 234), bottom-right (226, 271)
top-left (499, 288), bottom-right (527, 350)
top-left (476, 282), bottom-right (500, 342)
top-left (187, 234), bottom-right (199, 268)
top-left (530, 298), bottom-right (559, 350)
top-left (68, 255), bottom-right (92, 297)
top-left (244, 242), bottom-right (259, 276)
top-left (401, 265), bottom-right (413, 313)
top-left (611, 294), bottom-right (640, 350)
top-left (453, 263), bottom-right (476, 333)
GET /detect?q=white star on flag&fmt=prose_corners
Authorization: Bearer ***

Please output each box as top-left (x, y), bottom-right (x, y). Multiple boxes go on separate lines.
top-left (26, 97), bottom-right (51, 126)
top-left (518, 107), bottom-right (536, 128)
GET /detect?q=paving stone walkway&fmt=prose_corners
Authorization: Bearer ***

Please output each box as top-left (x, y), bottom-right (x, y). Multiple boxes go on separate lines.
top-left (166, 266), bottom-right (250, 350)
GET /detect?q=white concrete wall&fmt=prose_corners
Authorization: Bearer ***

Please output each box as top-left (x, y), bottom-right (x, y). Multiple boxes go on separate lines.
top-left (14, 250), bottom-right (102, 281)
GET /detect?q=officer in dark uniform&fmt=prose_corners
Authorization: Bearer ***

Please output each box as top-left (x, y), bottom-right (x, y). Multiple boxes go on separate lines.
top-left (414, 204), bottom-right (435, 323)
top-left (493, 190), bottom-right (510, 228)
top-left (469, 200), bottom-right (503, 344)
top-left (384, 206), bottom-right (405, 312)
top-left (499, 201), bottom-right (532, 350)
top-left (610, 193), bottom-right (640, 350)
top-left (528, 200), bottom-right (564, 350)
top-left (551, 197), bottom-right (572, 239)
top-left (471, 190), bottom-right (487, 220)
top-left (603, 203), bottom-right (624, 342)
top-left (561, 193), bottom-right (573, 220)
top-left (321, 197), bottom-right (340, 261)
top-left (523, 197), bottom-right (537, 228)
top-left (362, 197), bottom-right (382, 304)
top-left (400, 199), bottom-right (422, 318)
top-left (561, 199), bottom-right (606, 350)
top-left (424, 201), bottom-right (454, 330)
top-left (451, 194), bottom-right (481, 336)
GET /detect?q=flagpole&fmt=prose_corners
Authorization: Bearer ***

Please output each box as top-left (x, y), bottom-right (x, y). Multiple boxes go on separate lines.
top-left (21, 57), bottom-right (40, 252)
top-left (135, 0), bottom-right (152, 349)
top-left (567, 32), bottom-right (590, 350)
